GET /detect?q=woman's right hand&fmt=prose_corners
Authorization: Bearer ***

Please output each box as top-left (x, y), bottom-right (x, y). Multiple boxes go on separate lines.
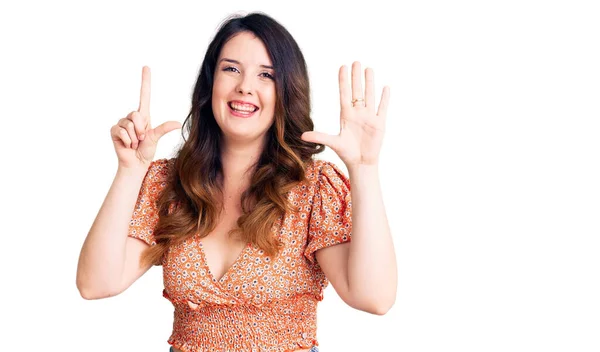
top-left (110, 66), bottom-right (182, 170)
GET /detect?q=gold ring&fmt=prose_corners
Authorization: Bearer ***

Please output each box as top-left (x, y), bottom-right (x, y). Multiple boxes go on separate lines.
top-left (351, 98), bottom-right (365, 106)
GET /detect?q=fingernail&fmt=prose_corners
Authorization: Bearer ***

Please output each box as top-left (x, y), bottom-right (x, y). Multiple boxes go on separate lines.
top-left (140, 134), bottom-right (145, 140)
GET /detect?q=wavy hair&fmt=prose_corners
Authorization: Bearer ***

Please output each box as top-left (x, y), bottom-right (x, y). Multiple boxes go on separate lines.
top-left (141, 12), bottom-right (324, 267)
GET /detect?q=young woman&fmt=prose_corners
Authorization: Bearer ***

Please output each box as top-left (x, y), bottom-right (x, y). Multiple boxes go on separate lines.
top-left (76, 12), bottom-right (397, 352)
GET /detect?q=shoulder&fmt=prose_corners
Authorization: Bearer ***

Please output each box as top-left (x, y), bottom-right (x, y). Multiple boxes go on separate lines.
top-left (304, 158), bottom-right (350, 188)
top-left (139, 158), bottom-right (176, 197)
top-left (145, 158), bottom-right (176, 182)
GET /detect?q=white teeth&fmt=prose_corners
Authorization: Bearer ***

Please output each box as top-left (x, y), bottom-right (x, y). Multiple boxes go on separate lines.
top-left (230, 102), bottom-right (257, 112)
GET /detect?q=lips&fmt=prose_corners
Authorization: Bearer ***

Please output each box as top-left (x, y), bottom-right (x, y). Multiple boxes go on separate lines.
top-left (228, 100), bottom-right (259, 113)
top-left (227, 100), bottom-right (259, 118)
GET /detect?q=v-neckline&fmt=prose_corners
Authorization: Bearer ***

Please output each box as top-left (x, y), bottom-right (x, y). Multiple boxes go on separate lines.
top-left (197, 241), bottom-right (250, 284)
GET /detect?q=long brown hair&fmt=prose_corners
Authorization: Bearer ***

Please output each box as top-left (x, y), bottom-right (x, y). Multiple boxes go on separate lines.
top-left (141, 12), bottom-right (324, 267)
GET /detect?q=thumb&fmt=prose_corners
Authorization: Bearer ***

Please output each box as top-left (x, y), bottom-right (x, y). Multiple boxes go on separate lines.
top-left (152, 120), bottom-right (182, 140)
top-left (301, 131), bottom-right (338, 149)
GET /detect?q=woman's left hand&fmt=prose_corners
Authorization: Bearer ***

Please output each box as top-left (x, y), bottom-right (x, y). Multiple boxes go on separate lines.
top-left (301, 61), bottom-right (390, 167)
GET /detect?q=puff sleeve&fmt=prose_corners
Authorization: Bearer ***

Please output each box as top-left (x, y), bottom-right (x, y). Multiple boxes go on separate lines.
top-left (127, 158), bottom-right (171, 247)
top-left (304, 160), bottom-right (353, 264)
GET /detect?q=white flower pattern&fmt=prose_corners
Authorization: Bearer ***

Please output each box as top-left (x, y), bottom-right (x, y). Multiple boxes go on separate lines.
top-left (129, 158), bottom-right (351, 352)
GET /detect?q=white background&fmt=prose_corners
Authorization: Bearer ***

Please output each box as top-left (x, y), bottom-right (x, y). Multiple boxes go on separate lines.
top-left (1, 0), bottom-right (599, 351)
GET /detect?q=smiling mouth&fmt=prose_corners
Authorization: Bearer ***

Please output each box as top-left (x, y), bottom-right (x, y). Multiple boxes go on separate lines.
top-left (228, 102), bottom-right (259, 113)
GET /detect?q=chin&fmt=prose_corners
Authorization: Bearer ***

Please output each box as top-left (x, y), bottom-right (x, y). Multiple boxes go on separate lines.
top-left (220, 128), bottom-right (268, 144)
top-left (215, 115), bottom-right (273, 145)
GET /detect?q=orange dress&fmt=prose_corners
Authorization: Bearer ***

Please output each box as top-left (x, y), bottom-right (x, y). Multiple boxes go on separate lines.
top-left (128, 158), bottom-right (352, 352)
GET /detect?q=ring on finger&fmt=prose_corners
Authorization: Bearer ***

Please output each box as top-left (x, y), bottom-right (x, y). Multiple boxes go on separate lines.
top-left (351, 97), bottom-right (365, 107)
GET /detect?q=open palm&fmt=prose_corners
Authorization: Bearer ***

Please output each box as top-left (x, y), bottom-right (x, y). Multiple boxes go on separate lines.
top-left (302, 61), bottom-right (390, 167)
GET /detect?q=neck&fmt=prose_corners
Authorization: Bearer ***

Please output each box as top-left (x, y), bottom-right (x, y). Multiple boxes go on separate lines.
top-left (219, 138), bottom-right (266, 191)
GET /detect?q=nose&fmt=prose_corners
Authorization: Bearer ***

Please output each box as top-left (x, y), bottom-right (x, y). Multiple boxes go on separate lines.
top-left (236, 73), bottom-right (254, 95)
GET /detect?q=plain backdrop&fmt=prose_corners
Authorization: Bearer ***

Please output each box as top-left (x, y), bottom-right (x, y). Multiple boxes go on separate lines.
top-left (1, 0), bottom-right (599, 351)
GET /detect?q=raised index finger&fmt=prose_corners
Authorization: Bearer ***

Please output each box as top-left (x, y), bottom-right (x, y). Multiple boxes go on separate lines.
top-left (138, 66), bottom-right (151, 116)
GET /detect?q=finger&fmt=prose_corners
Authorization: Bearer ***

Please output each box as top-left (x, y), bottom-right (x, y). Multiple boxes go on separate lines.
top-left (301, 131), bottom-right (338, 150)
top-left (138, 66), bottom-right (151, 118)
top-left (351, 61), bottom-right (363, 102)
top-left (339, 65), bottom-right (351, 109)
top-left (129, 111), bottom-right (148, 141)
top-left (152, 120), bottom-right (182, 141)
top-left (110, 125), bottom-right (123, 143)
top-left (364, 68), bottom-right (375, 110)
top-left (118, 117), bottom-right (139, 149)
top-left (118, 127), bottom-right (132, 148)
top-left (377, 86), bottom-right (391, 118)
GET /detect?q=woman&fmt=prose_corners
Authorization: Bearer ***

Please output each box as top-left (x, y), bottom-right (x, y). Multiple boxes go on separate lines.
top-left (76, 12), bottom-right (397, 352)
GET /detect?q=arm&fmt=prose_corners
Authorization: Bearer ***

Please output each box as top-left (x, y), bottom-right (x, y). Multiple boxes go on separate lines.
top-left (77, 66), bottom-right (181, 300)
top-left (316, 164), bottom-right (396, 315)
top-left (76, 165), bottom-right (152, 299)
top-left (304, 61), bottom-right (396, 314)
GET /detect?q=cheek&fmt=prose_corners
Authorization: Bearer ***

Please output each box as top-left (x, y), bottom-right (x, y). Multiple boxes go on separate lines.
top-left (263, 88), bottom-right (277, 110)
top-left (211, 78), bottom-right (229, 113)
top-left (263, 90), bottom-right (277, 126)
top-left (212, 77), bottom-right (227, 100)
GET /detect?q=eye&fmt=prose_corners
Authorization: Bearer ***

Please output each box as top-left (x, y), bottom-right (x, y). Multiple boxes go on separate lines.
top-left (223, 66), bottom-right (240, 73)
top-left (260, 72), bottom-right (275, 80)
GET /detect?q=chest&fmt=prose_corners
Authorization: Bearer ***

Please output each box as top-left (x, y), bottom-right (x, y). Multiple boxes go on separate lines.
top-left (161, 210), bottom-right (322, 306)
top-left (199, 208), bottom-right (247, 282)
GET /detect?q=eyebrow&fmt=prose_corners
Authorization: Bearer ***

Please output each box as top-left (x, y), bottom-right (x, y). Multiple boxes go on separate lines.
top-left (219, 58), bottom-right (274, 70)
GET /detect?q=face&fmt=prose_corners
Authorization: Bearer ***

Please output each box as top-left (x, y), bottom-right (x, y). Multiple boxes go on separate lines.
top-left (212, 31), bottom-right (277, 145)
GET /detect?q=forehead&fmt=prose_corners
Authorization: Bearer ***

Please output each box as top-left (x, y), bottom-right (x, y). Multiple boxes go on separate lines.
top-left (218, 31), bottom-right (272, 66)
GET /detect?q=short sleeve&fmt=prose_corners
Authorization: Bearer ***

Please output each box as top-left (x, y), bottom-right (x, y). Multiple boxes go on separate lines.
top-left (304, 161), bottom-right (352, 264)
top-left (127, 158), bottom-right (171, 247)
